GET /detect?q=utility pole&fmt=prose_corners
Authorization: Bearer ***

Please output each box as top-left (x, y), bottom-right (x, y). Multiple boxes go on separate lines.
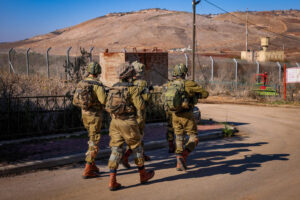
top-left (192, 0), bottom-right (201, 81)
top-left (246, 8), bottom-right (248, 51)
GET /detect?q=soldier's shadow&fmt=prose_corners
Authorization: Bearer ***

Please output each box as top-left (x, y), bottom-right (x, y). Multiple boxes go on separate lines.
top-left (135, 140), bottom-right (289, 186)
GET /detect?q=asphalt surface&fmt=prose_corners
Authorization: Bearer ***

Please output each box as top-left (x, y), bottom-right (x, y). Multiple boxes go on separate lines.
top-left (0, 104), bottom-right (300, 200)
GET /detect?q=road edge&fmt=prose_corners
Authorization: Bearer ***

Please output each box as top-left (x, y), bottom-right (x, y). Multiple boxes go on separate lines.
top-left (0, 130), bottom-right (224, 176)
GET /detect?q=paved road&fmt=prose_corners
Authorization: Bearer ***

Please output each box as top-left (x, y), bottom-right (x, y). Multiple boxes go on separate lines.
top-left (1, 104), bottom-right (300, 200)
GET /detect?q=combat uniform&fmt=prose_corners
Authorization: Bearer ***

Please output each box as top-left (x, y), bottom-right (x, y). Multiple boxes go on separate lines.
top-left (73, 62), bottom-right (106, 179)
top-left (167, 63), bottom-right (209, 171)
top-left (172, 79), bottom-right (209, 155)
top-left (81, 76), bottom-right (106, 164)
top-left (108, 82), bottom-right (145, 170)
top-left (134, 79), bottom-right (150, 136)
top-left (121, 62), bottom-right (151, 168)
top-left (163, 81), bottom-right (175, 153)
top-left (106, 65), bottom-right (155, 191)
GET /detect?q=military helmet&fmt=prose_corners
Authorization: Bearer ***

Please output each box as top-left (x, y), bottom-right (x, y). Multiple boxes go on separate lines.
top-left (87, 62), bottom-right (101, 75)
top-left (132, 61), bottom-right (145, 76)
top-left (172, 63), bottom-right (188, 77)
top-left (118, 63), bottom-right (136, 80)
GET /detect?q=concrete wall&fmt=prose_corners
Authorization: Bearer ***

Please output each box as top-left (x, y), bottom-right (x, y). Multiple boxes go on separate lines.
top-left (241, 51), bottom-right (255, 62)
top-left (256, 51), bottom-right (285, 62)
top-left (100, 52), bottom-right (168, 87)
top-left (241, 50), bottom-right (285, 62)
top-left (99, 52), bottom-right (125, 87)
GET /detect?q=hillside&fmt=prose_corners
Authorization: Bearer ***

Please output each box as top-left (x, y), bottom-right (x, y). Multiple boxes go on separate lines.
top-left (0, 9), bottom-right (299, 61)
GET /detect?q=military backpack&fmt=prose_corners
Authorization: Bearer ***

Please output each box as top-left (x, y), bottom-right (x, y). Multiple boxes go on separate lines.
top-left (105, 82), bottom-right (135, 116)
top-left (164, 79), bottom-right (186, 112)
top-left (73, 80), bottom-right (102, 109)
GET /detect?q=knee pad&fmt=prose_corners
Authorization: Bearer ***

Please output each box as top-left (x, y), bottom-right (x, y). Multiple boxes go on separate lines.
top-left (189, 134), bottom-right (198, 145)
top-left (108, 146), bottom-right (123, 169)
top-left (86, 141), bottom-right (99, 159)
top-left (176, 135), bottom-right (184, 145)
top-left (132, 145), bottom-right (143, 159)
top-left (185, 134), bottom-right (199, 152)
top-left (132, 145), bottom-right (144, 167)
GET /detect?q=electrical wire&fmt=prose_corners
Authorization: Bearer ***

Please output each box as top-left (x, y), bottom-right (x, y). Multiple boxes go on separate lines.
top-left (203, 0), bottom-right (300, 43)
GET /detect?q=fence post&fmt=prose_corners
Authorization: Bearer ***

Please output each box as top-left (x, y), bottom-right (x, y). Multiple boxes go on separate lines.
top-left (8, 48), bottom-right (15, 74)
top-left (210, 56), bottom-right (214, 81)
top-left (89, 47), bottom-right (94, 62)
top-left (284, 64), bottom-right (286, 101)
top-left (26, 48), bottom-right (31, 76)
top-left (276, 62), bottom-right (281, 83)
top-left (256, 61), bottom-right (260, 83)
top-left (184, 53), bottom-right (189, 69)
top-left (46, 47), bottom-right (52, 79)
top-left (66, 47), bottom-right (72, 80)
top-left (296, 62), bottom-right (300, 68)
top-left (233, 58), bottom-right (238, 89)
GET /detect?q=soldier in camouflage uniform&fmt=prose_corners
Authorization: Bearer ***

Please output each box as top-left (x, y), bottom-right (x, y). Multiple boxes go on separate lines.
top-left (73, 62), bottom-right (107, 179)
top-left (106, 64), bottom-right (155, 191)
top-left (121, 61), bottom-right (151, 168)
top-left (164, 74), bottom-right (176, 153)
top-left (168, 64), bottom-right (209, 171)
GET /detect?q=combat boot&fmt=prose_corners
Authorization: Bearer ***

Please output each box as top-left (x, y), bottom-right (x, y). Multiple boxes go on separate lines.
top-left (109, 173), bottom-right (122, 191)
top-left (139, 168), bottom-right (155, 184)
top-left (176, 155), bottom-right (187, 171)
top-left (82, 163), bottom-right (100, 179)
top-left (168, 141), bottom-right (175, 153)
top-left (182, 149), bottom-right (190, 163)
top-left (121, 149), bottom-right (132, 169)
top-left (90, 162), bottom-right (100, 174)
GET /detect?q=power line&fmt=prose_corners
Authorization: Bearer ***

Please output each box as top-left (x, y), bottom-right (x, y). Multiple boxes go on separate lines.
top-left (203, 0), bottom-right (300, 43)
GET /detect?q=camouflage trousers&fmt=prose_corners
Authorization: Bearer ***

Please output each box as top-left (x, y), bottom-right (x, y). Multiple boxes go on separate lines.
top-left (108, 117), bottom-right (144, 170)
top-left (82, 110), bottom-right (103, 164)
top-left (166, 110), bottom-right (175, 142)
top-left (136, 109), bottom-right (146, 135)
top-left (136, 110), bottom-right (146, 147)
top-left (172, 111), bottom-right (198, 154)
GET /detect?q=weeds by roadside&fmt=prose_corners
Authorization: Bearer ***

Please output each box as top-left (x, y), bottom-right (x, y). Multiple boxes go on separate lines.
top-left (222, 123), bottom-right (238, 137)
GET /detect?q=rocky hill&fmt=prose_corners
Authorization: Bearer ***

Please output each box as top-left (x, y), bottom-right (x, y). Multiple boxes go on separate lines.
top-left (0, 9), bottom-right (299, 61)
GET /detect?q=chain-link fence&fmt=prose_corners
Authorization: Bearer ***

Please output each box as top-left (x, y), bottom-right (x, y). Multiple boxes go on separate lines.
top-left (170, 52), bottom-right (300, 100)
top-left (0, 48), bottom-right (299, 100)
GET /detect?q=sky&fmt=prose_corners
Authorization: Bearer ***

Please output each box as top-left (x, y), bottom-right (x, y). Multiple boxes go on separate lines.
top-left (0, 0), bottom-right (299, 42)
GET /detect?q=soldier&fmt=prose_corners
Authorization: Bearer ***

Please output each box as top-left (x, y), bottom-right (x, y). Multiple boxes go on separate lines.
top-left (106, 64), bottom-right (155, 191)
top-left (121, 61), bottom-right (151, 168)
top-left (163, 76), bottom-right (176, 153)
top-left (165, 64), bottom-right (209, 171)
top-left (73, 61), bottom-right (107, 179)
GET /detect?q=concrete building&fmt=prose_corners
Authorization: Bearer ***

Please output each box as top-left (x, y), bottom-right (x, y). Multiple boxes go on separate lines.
top-left (241, 37), bottom-right (285, 62)
top-left (99, 50), bottom-right (168, 86)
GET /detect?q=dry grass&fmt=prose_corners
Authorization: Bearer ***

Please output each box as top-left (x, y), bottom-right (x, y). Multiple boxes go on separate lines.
top-left (0, 71), bottom-right (76, 98)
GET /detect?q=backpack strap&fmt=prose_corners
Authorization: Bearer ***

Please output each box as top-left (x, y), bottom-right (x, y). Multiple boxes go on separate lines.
top-left (112, 82), bottom-right (134, 87)
top-left (83, 80), bottom-right (103, 87)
